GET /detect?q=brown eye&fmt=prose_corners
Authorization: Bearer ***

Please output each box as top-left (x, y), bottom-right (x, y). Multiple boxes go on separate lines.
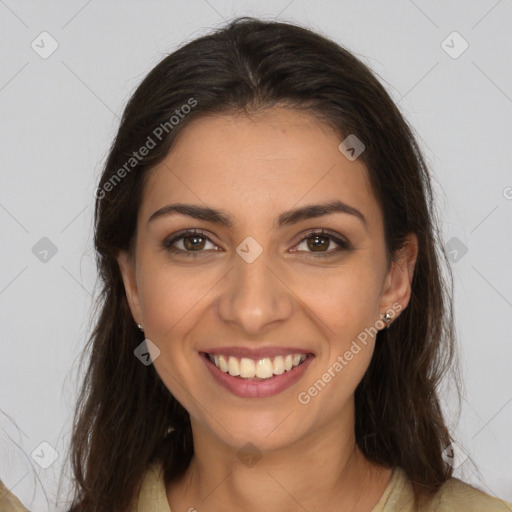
top-left (163, 230), bottom-right (218, 254)
top-left (306, 234), bottom-right (330, 252)
top-left (294, 229), bottom-right (351, 257)
top-left (182, 233), bottom-right (207, 251)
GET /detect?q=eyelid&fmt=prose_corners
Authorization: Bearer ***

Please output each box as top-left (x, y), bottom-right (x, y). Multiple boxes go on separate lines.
top-left (162, 228), bottom-right (219, 251)
top-left (162, 228), bottom-right (351, 255)
top-left (292, 228), bottom-right (351, 256)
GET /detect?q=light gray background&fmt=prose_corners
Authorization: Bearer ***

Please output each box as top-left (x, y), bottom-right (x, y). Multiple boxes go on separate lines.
top-left (1, 1), bottom-right (511, 510)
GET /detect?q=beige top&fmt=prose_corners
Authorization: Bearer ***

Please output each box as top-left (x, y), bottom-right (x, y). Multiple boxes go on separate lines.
top-left (130, 463), bottom-right (512, 512)
top-left (0, 480), bottom-right (31, 512)
top-left (2, 465), bottom-right (511, 511)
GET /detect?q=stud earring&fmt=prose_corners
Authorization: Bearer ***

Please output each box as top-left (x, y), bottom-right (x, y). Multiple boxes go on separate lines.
top-left (382, 312), bottom-right (392, 328)
top-left (137, 323), bottom-right (144, 332)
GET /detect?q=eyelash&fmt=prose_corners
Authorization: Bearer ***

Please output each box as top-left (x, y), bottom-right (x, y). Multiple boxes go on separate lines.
top-left (162, 228), bottom-right (351, 258)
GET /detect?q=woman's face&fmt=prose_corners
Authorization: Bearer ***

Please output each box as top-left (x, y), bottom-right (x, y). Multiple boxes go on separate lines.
top-left (118, 106), bottom-right (416, 452)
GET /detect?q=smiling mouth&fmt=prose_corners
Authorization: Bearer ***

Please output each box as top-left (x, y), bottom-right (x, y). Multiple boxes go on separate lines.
top-left (205, 352), bottom-right (310, 380)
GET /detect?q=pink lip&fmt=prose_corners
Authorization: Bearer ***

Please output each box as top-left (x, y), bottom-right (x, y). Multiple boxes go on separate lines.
top-left (202, 346), bottom-right (313, 359)
top-left (200, 352), bottom-right (314, 398)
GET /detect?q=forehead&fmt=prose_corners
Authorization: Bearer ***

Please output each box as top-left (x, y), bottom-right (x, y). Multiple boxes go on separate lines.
top-left (140, 107), bottom-right (382, 232)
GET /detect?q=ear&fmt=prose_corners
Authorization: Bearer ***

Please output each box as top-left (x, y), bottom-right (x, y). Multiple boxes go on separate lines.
top-left (117, 250), bottom-right (143, 326)
top-left (379, 232), bottom-right (418, 318)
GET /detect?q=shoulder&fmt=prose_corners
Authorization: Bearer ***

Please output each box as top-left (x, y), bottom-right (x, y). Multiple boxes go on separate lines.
top-left (0, 479), bottom-right (30, 512)
top-left (433, 477), bottom-right (512, 512)
top-left (129, 461), bottom-right (171, 512)
top-left (374, 468), bottom-right (512, 512)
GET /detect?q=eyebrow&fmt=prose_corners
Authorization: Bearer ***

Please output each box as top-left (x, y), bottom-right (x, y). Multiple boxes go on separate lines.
top-left (147, 199), bottom-right (367, 230)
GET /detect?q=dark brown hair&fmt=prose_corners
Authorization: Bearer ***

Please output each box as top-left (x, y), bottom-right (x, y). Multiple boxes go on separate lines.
top-left (64, 16), bottom-right (458, 511)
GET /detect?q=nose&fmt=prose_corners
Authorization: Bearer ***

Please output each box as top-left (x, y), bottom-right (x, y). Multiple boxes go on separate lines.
top-left (215, 244), bottom-right (294, 335)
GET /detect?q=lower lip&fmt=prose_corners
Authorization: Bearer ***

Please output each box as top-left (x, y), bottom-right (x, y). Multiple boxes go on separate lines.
top-left (200, 352), bottom-right (314, 398)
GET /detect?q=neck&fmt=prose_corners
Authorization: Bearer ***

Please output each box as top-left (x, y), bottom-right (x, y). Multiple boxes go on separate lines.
top-left (166, 406), bottom-right (392, 512)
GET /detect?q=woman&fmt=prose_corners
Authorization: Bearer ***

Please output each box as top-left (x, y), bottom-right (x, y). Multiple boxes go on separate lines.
top-left (63, 17), bottom-right (511, 512)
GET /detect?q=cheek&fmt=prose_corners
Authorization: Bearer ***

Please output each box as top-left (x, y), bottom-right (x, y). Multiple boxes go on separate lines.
top-left (295, 262), bottom-right (382, 393)
top-left (297, 262), bottom-right (382, 336)
top-left (137, 260), bottom-right (206, 405)
top-left (137, 256), bottom-right (212, 336)
top-left (298, 289), bottom-right (379, 416)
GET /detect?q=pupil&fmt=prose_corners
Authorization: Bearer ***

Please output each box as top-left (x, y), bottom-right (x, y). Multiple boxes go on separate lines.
top-left (185, 235), bottom-right (205, 250)
top-left (309, 235), bottom-right (327, 251)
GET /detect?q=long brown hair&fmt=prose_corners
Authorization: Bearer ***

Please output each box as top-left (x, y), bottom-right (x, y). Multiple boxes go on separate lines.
top-left (64, 17), bottom-right (458, 511)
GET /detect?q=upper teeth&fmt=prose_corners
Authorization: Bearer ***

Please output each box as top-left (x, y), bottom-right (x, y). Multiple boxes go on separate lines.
top-left (209, 353), bottom-right (307, 379)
